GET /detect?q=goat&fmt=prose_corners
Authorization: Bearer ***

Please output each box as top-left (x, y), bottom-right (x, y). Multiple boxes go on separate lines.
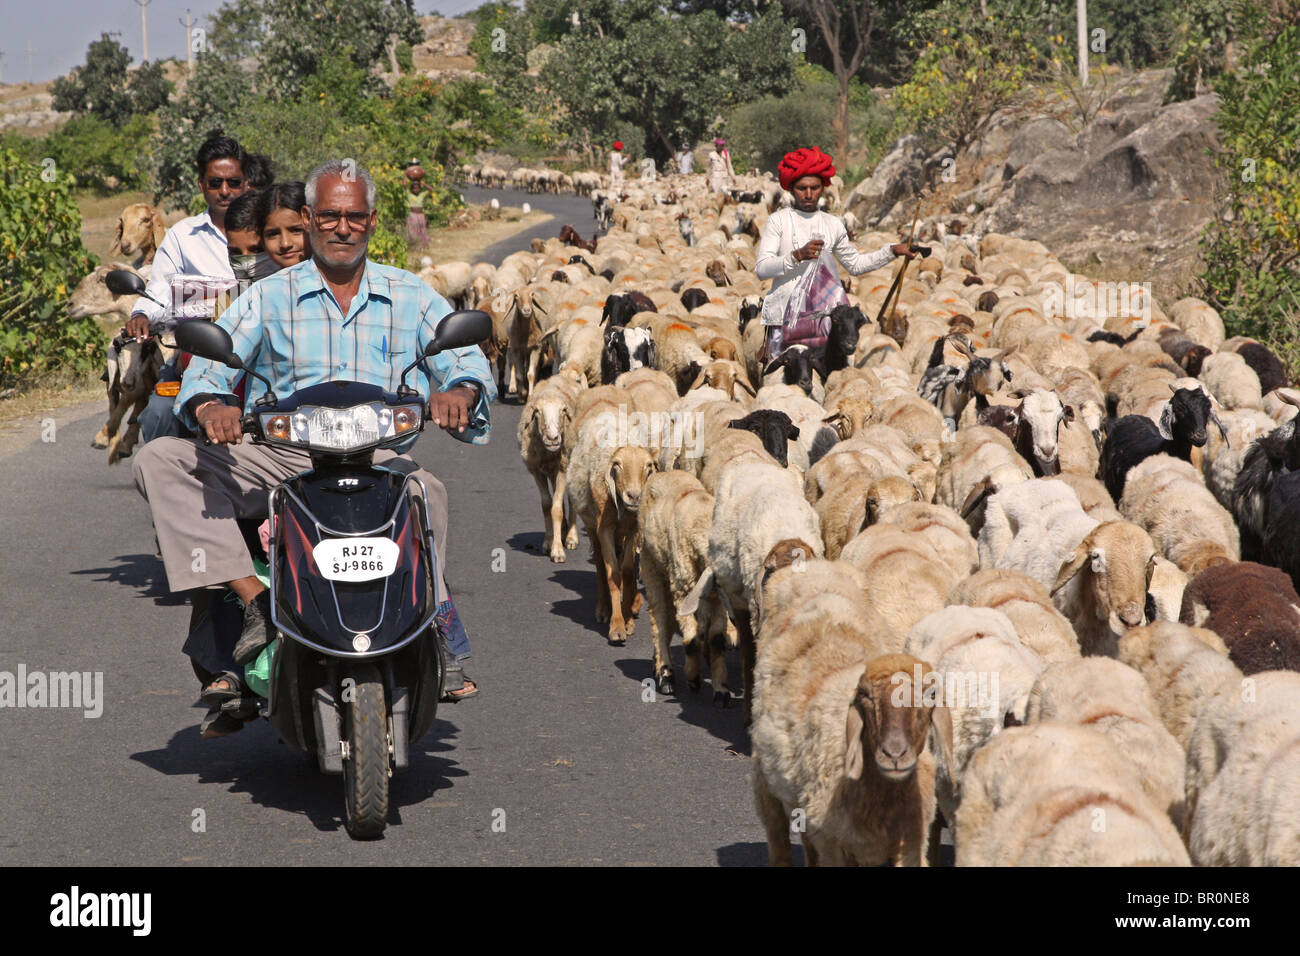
top-left (1100, 385), bottom-right (1224, 500)
top-left (600, 325), bottom-right (656, 385)
top-left (558, 223), bottom-right (597, 253)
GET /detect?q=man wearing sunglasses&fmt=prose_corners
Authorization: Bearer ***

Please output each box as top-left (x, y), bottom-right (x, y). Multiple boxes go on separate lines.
top-left (124, 134), bottom-right (250, 341)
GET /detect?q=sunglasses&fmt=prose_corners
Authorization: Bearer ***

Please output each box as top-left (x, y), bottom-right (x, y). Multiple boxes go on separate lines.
top-left (205, 177), bottom-right (244, 189)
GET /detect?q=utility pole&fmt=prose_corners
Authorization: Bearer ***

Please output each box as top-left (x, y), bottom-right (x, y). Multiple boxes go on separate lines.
top-left (135, 0), bottom-right (152, 63)
top-left (24, 41), bottom-right (36, 84)
top-left (181, 9), bottom-right (194, 75)
top-left (1077, 0), bottom-right (1088, 87)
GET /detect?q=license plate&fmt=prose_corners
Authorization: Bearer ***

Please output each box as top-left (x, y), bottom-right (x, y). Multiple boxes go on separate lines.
top-left (313, 537), bottom-right (401, 582)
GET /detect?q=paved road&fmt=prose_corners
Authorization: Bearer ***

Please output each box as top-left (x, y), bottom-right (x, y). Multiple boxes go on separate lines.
top-left (0, 186), bottom-right (775, 866)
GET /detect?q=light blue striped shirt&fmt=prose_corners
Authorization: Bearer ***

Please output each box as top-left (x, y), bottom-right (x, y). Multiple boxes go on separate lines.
top-left (175, 257), bottom-right (496, 447)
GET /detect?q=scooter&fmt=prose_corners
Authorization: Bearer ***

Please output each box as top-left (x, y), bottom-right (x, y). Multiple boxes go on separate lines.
top-left (175, 310), bottom-right (492, 838)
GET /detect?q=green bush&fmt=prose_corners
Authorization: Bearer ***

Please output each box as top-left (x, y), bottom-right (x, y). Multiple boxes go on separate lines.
top-left (43, 114), bottom-right (153, 192)
top-left (1197, 21), bottom-right (1300, 371)
top-left (0, 149), bottom-right (102, 389)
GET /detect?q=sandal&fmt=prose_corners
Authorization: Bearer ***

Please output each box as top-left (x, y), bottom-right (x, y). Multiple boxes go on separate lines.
top-left (199, 671), bottom-right (246, 707)
top-left (200, 707), bottom-right (245, 739)
top-left (440, 670), bottom-right (479, 703)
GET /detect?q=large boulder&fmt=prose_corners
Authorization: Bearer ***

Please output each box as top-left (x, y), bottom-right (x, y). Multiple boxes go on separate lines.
top-left (845, 134), bottom-right (928, 226)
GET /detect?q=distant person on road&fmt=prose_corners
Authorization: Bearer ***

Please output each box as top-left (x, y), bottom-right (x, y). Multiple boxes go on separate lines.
top-left (609, 141), bottom-right (626, 191)
top-left (707, 137), bottom-right (735, 194)
top-left (678, 145), bottom-right (694, 176)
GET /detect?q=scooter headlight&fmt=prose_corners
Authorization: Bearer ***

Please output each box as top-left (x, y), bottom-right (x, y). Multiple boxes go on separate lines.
top-left (260, 402), bottom-right (424, 452)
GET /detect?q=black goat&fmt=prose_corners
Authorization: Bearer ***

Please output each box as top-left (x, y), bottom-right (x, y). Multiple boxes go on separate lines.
top-left (762, 345), bottom-right (821, 397)
top-left (726, 409), bottom-right (799, 468)
top-left (824, 304), bottom-right (868, 374)
top-left (601, 291), bottom-right (656, 327)
top-left (1100, 385), bottom-right (1224, 500)
top-left (1231, 393), bottom-right (1300, 559)
top-left (567, 254), bottom-right (595, 275)
top-left (738, 296), bottom-right (763, 332)
top-left (1156, 327), bottom-right (1211, 376)
top-left (600, 325), bottom-right (656, 385)
top-left (1261, 471), bottom-right (1300, 603)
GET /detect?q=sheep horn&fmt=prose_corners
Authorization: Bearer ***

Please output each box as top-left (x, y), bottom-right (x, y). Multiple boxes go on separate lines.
top-left (959, 478), bottom-right (995, 520)
top-left (1209, 408), bottom-right (1227, 441)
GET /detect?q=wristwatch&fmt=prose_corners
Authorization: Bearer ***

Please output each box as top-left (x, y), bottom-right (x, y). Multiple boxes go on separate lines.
top-left (452, 382), bottom-right (482, 405)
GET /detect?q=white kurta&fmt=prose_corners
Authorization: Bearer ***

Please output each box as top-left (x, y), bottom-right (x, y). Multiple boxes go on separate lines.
top-left (609, 151), bottom-right (626, 186)
top-left (754, 207), bottom-right (896, 326)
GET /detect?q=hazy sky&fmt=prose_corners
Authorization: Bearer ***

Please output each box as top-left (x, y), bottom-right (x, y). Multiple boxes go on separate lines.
top-left (2, 0), bottom-right (491, 85)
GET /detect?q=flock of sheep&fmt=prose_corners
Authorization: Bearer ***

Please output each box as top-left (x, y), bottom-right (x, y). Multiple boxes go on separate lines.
top-left (441, 171), bottom-right (1299, 867)
top-left (66, 169), bottom-right (1299, 866)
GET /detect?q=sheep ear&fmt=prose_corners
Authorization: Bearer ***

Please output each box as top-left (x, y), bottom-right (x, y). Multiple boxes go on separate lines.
top-left (678, 567), bottom-right (714, 618)
top-left (110, 220), bottom-right (123, 255)
top-left (959, 477), bottom-right (994, 519)
top-left (1157, 401), bottom-right (1176, 441)
top-left (736, 378), bottom-right (757, 397)
top-left (1063, 404), bottom-right (1075, 423)
top-left (844, 697), bottom-right (866, 782)
top-left (151, 211), bottom-right (166, 248)
top-left (1052, 543), bottom-right (1092, 595)
top-left (762, 353), bottom-right (786, 376)
top-left (604, 468), bottom-right (620, 519)
top-left (787, 424), bottom-right (801, 441)
top-left (929, 704), bottom-right (955, 774)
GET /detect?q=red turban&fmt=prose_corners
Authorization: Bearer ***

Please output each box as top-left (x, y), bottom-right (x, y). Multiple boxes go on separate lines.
top-left (778, 147), bottom-right (835, 192)
top-left (613, 141), bottom-right (623, 151)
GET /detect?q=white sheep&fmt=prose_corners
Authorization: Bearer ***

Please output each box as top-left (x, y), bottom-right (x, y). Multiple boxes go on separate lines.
top-left (752, 645), bottom-right (950, 866)
top-left (1183, 670), bottom-right (1300, 865)
top-left (955, 723), bottom-right (1190, 865)
top-left (1118, 453), bottom-right (1239, 575)
top-left (902, 606), bottom-right (1044, 825)
top-left (517, 374), bottom-right (584, 562)
top-left (1116, 621), bottom-right (1238, 748)
top-left (1024, 657), bottom-right (1187, 828)
top-left (947, 569), bottom-right (1081, 664)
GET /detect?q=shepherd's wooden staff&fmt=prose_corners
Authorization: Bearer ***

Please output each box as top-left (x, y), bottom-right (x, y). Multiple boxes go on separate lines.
top-left (874, 196), bottom-right (925, 327)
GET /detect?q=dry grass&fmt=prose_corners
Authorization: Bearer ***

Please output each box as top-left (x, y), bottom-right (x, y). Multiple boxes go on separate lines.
top-left (416, 206), bottom-right (552, 265)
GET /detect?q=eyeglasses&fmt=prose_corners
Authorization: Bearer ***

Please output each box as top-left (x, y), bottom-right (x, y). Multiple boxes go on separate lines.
top-left (206, 177), bottom-right (244, 189)
top-left (311, 209), bottom-right (372, 230)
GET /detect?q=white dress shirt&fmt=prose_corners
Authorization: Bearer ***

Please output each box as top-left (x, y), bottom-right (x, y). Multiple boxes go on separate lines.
top-left (131, 210), bottom-right (234, 325)
top-left (754, 207), bottom-right (896, 326)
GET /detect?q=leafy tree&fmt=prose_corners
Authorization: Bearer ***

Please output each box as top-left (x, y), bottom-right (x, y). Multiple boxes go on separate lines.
top-left (1198, 20), bottom-right (1300, 369)
top-left (252, 0), bottom-right (423, 100)
top-left (0, 149), bottom-right (102, 389)
top-left (540, 5), bottom-right (797, 163)
top-left (51, 34), bottom-right (172, 125)
top-left (150, 53), bottom-right (253, 207)
top-left (894, 5), bottom-right (1043, 153)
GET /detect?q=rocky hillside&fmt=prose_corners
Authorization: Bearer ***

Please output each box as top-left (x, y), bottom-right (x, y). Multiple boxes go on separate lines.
top-left (847, 70), bottom-right (1221, 301)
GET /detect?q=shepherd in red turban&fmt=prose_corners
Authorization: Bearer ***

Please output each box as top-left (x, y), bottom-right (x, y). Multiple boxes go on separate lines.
top-left (778, 146), bottom-right (836, 192)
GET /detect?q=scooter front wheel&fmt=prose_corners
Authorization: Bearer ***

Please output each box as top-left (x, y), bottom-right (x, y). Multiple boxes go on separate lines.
top-left (342, 664), bottom-right (390, 839)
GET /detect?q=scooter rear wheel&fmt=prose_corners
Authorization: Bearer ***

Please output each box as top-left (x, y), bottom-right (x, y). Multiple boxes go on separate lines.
top-left (342, 664), bottom-right (390, 839)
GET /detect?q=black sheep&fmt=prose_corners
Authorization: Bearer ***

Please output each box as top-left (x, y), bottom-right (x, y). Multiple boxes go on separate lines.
top-left (1262, 470), bottom-right (1300, 605)
top-left (738, 297), bottom-right (763, 331)
top-left (1237, 342), bottom-right (1287, 394)
top-left (726, 410), bottom-right (799, 468)
top-left (1231, 402), bottom-right (1300, 559)
top-left (1100, 385), bottom-right (1223, 500)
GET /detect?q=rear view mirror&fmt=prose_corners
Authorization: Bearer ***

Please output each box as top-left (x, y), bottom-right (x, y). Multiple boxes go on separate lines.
top-left (106, 270), bottom-right (147, 297)
top-left (175, 320), bottom-right (242, 368)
